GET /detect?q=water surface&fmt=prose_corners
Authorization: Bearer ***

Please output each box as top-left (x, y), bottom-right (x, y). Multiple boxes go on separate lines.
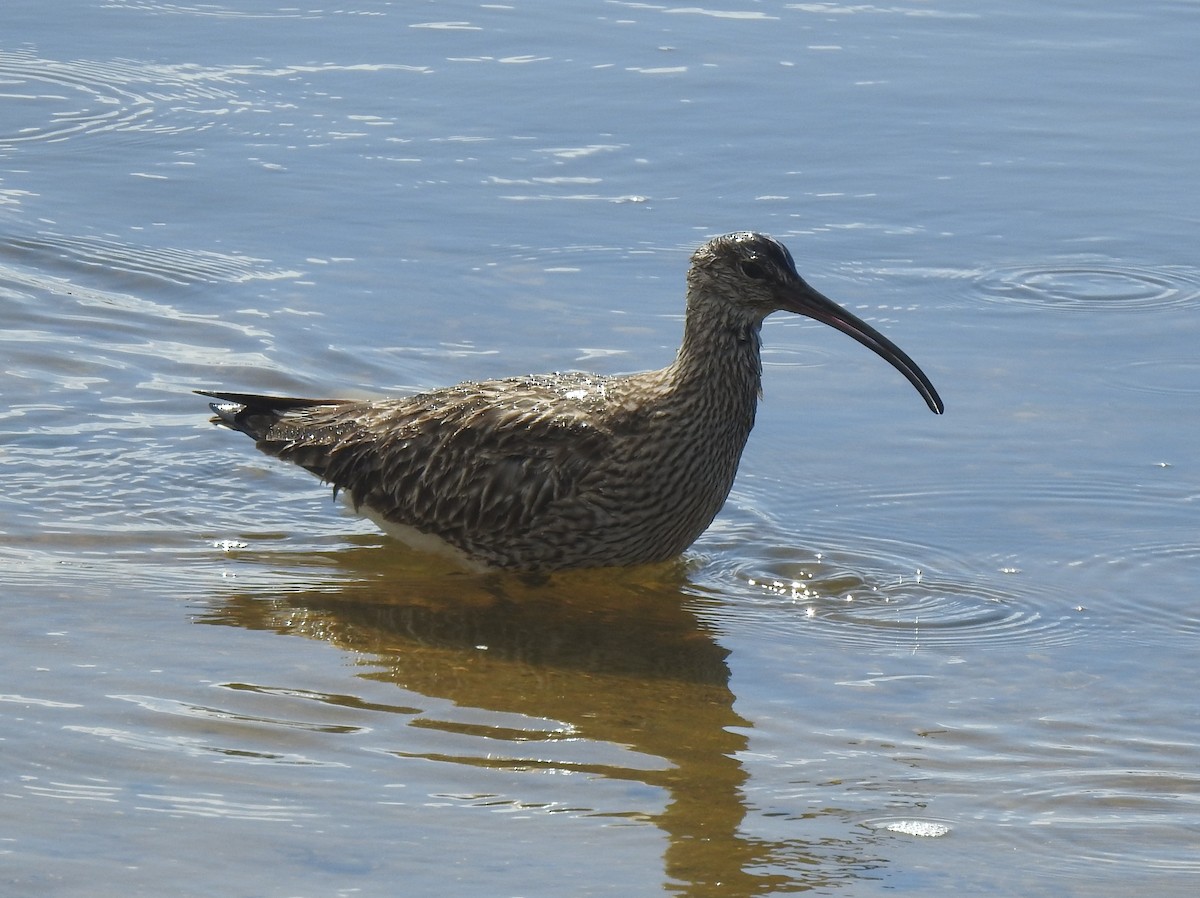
top-left (3, 1), bottom-right (1198, 895)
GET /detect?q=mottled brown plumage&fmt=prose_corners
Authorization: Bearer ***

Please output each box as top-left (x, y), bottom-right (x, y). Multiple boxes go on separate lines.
top-left (199, 232), bottom-right (943, 571)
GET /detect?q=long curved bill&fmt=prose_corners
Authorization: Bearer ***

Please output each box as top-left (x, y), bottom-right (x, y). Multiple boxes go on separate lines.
top-left (783, 280), bottom-right (944, 414)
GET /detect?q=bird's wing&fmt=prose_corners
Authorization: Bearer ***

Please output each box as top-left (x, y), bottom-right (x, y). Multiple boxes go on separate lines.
top-left (200, 378), bottom-right (620, 540)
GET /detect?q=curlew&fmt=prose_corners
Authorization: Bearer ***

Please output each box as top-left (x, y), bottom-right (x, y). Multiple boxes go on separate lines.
top-left (199, 232), bottom-right (943, 571)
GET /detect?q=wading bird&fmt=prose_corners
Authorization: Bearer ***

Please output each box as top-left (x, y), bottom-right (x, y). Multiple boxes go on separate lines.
top-left (200, 232), bottom-right (943, 571)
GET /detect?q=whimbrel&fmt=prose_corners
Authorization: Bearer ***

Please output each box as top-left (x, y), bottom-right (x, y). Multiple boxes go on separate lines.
top-left (199, 232), bottom-right (943, 571)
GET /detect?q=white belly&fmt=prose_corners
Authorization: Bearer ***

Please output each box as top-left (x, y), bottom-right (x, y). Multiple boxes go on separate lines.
top-left (357, 503), bottom-right (492, 572)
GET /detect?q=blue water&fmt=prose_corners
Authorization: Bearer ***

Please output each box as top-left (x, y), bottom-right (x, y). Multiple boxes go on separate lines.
top-left (2, 1), bottom-right (1198, 895)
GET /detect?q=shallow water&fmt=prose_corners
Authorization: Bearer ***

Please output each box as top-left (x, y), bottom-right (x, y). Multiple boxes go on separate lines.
top-left (3, 1), bottom-right (1199, 895)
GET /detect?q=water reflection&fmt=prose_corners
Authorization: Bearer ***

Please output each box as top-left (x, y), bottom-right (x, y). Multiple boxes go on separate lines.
top-left (197, 546), bottom-right (882, 895)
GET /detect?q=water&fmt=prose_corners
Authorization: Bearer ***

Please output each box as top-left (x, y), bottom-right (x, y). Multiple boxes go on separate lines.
top-left (2, 1), bottom-right (1198, 895)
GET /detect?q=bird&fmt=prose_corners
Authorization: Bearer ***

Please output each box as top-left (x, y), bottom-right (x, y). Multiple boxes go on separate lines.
top-left (199, 231), bottom-right (943, 572)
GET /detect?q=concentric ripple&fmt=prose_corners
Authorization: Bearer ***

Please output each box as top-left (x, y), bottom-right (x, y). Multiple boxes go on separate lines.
top-left (690, 467), bottom-right (1196, 651)
top-left (711, 535), bottom-right (1085, 650)
top-left (1102, 357), bottom-right (1200, 396)
top-left (0, 49), bottom-right (243, 146)
top-left (1060, 539), bottom-right (1200, 646)
top-left (973, 261), bottom-right (1200, 312)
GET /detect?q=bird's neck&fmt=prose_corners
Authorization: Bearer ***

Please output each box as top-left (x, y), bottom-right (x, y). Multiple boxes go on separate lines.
top-left (665, 304), bottom-right (766, 427)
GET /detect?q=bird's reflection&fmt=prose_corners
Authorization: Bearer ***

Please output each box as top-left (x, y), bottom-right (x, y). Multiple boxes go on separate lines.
top-left (199, 539), bottom-right (870, 895)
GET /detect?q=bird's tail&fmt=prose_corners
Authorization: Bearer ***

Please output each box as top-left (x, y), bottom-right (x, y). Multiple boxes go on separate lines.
top-left (195, 390), bottom-right (349, 440)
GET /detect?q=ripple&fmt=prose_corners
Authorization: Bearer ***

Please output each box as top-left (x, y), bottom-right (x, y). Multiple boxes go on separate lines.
top-left (694, 469), bottom-right (1196, 651)
top-left (980, 744), bottom-right (1200, 878)
top-left (22, 779), bottom-right (122, 803)
top-left (708, 537), bottom-right (1086, 650)
top-left (0, 50), bottom-right (251, 146)
top-left (1062, 540), bottom-right (1200, 645)
top-left (1102, 358), bottom-right (1200, 396)
top-left (1, 231), bottom-right (302, 288)
top-left (64, 723), bottom-right (338, 766)
top-left (100, 1), bottom-right (329, 18)
top-left (0, 232), bottom-right (290, 390)
top-left (111, 693), bottom-right (367, 735)
top-left (873, 712), bottom-right (1200, 883)
top-left (135, 792), bottom-right (322, 821)
top-left (973, 261), bottom-right (1200, 312)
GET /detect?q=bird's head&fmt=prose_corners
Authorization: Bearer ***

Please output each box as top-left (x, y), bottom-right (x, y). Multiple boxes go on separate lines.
top-left (688, 232), bottom-right (944, 414)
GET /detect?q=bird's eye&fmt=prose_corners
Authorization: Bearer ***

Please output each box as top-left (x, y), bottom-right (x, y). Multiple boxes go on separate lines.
top-left (739, 260), bottom-right (768, 280)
